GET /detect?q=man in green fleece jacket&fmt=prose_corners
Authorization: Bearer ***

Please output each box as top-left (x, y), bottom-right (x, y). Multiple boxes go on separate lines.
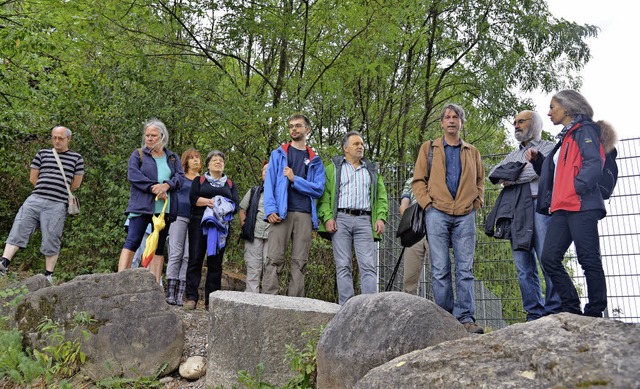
top-left (318, 131), bottom-right (388, 305)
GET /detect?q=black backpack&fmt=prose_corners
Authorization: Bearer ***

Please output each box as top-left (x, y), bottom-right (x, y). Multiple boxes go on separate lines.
top-left (599, 147), bottom-right (618, 200)
top-left (395, 141), bottom-right (433, 247)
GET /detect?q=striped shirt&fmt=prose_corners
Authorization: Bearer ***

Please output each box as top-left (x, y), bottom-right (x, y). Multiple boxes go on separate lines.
top-left (337, 159), bottom-right (371, 211)
top-left (400, 177), bottom-right (416, 204)
top-left (31, 149), bottom-right (85, 203)
top-left (488, 139), bottom-right (555, 196)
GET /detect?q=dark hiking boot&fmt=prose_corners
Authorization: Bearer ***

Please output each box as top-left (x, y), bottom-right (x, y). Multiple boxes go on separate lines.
top-left (166, 279), bottom-right (177, 305)
top-left (175, 280), bottom-right (186, 306)
top-left (463, 322), bottom-right (484, 334)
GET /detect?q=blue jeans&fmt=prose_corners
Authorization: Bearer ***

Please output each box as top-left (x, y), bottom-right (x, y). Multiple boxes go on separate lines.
top-left (425, 207), bottom-right (476, 324)
top-left (541, 210), bottom-right (607, 317)
top-left (332, 213), bottom-right (378, 305)
top-left (512, 200), bottom-right (562, 320)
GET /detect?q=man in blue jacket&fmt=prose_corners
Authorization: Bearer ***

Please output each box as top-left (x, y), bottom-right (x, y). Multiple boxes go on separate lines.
top-left (262, 114), bottom-right (326, 297)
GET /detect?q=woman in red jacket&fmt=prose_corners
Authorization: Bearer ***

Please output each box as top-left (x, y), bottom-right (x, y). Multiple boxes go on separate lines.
top-left (526, 90), bottom-right (609, 317)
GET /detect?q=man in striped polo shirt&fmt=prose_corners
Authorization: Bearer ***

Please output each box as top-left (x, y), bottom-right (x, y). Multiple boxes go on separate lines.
top-left (318, 131), bottom-right (388, 305)
top-left (0, 126), bottom-right (84, 282)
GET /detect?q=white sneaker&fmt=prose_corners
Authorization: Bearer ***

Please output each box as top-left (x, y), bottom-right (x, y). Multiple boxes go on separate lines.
top-left (45, 274), bottom-right (53, 284)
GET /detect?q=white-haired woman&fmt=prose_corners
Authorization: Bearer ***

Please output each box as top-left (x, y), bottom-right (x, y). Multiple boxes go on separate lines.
top-left (118, 119), bottom-right (185, 283)
top-left (526, 90), bottom-right (615, 317)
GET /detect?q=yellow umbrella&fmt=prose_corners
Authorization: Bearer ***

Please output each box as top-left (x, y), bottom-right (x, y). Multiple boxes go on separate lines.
top-left (141, 196), bottom-right (168, 268)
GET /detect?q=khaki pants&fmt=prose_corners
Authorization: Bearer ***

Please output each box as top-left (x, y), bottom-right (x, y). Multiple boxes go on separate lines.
top-left (262, 212), bottom-right (313, 297)
top-left (402, 237), bottom-right (429, 295)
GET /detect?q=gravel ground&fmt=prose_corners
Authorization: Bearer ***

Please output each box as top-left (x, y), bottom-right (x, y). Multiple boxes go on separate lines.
top-left (161, 271), bottom-right (246, 388)
top-left (160, 302), bottom-right (210, 389)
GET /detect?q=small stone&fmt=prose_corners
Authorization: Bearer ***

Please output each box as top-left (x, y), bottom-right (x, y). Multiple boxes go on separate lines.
top-left (519, 371), bottom-right (536, 380)
top-left (159, 376), bottom-right (174, 385)
top-left (179, 356), bottom-right (207, 380)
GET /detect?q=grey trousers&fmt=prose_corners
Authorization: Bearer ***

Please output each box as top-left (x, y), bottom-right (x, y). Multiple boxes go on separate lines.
top-left (244, 237), bottom-right (269, 293)
top-left (166, 216), bottom-right (190, 280)
top-left (332, 213), bottom-right (377, 305)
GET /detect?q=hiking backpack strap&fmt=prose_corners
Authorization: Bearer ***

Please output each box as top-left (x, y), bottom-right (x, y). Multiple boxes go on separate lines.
top-left (198, 176), bottom-right (233, 188)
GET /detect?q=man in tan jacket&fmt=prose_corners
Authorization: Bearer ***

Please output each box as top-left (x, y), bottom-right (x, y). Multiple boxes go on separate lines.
top-left (412, 103), bottom-right (485, 334)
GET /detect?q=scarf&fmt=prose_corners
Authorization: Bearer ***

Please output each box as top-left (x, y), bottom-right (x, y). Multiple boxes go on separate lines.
top-left (204, 172), bottom-right (228, 188)
top-left (556, 114), bottom-right (587, 141)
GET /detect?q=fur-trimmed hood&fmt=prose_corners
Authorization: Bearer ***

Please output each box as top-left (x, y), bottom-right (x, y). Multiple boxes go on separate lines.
top-left (597, 120), bottom-right (618, 153)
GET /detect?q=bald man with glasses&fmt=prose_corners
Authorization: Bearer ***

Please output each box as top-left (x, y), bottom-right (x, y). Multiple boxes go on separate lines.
top-left (1, 126), bottom-right (84, 283)
top-left (486, 110), bottom-right (561, 321)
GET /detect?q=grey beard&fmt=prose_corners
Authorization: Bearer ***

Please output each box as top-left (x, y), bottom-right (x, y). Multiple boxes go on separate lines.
top-left (515, 131), bottom-right (532, 144)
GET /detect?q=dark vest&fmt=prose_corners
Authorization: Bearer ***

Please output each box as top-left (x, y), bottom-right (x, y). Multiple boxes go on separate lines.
top-left (240, 184), bottom-right (263, 242)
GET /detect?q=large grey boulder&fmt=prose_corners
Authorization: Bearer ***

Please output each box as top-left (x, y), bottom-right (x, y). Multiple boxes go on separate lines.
top-left (355, 313), bottom-right (640, 388)
top-left (316, 292), bottom-right (469, 389)
top-left (206, 291), bottom-right (340, 388)
top-left (13, 269), bottom-right (184, 381)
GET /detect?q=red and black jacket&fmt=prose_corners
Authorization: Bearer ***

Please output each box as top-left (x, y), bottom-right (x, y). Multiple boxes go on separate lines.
top-left (532, 119), bottom-right (606, 218)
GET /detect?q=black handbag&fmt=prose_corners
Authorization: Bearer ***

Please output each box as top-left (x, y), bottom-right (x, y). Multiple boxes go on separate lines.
top-left (395, 202), bottom-right (426, 247)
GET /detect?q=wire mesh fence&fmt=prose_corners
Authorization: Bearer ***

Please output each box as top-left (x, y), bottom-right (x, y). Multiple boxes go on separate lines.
top-left (378, 137), bottom-right (640, 327)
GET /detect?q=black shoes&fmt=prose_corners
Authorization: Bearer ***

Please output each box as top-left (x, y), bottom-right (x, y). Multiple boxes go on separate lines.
top-left (463, 322), bottom-right (485, 334)
top-left (0, 257), bottom-right (9, 276)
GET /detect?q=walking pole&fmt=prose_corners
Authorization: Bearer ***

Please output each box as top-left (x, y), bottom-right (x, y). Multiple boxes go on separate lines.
top-left (385, 247), bottom-right (406, 291)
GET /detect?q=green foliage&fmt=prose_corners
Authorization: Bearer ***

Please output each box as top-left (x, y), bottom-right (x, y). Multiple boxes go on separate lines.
top-left (34, 312), bottom-right (94, 379)
top-left (283, 325), bottom-right (325, 389)
top-left (0, 327), bottom-right (46, 385)
top-left (0, 284), bottom-right (29, 308)
top-left (305, 237), bottom-right (338, 303)
top-left (0, 311), bottom-right (94, 387)
top-left (235, 363), bottom-right (278, 389)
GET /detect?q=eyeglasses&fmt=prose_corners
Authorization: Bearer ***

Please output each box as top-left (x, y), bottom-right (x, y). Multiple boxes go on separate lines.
top-left (288, 123), bottom-right (308, 130)
top-left (51, 136), bottom-right (69, 141)
top-left (513, 118), bottom-right (531, 126)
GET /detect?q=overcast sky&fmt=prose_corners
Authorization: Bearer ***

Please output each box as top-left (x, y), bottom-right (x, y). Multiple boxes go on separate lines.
top-left (532, 1), bottom-right (638, 140)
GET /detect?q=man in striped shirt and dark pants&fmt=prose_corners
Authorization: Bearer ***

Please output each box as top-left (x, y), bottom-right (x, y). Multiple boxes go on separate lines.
top-left (318, 131), bottom-right (388, 305)
top-left (487, 111), bottom-right (561, 321)
top-left (0, 126), bottom-right (84, 283)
